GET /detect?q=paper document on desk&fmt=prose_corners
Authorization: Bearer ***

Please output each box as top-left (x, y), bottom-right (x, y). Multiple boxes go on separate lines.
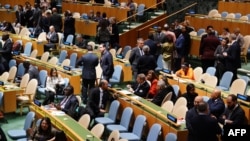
top-left (118, 90), bottom-right (133, 95)
top-left (51, 111), bottom-right (66, 116)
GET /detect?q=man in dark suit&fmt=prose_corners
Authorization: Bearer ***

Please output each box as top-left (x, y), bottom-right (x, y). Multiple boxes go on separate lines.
top-left (77, 45), bottom-right (99, 104)
top-left (185, 96), bottom-right (204, 141)
top-left (87, 80), bottom-right (116, 118)
top-left (223, 33), bottom-right (241, 81)
top-left (219, 94), bottom-right (246, 125)
top-left (128, 73), bottom-right (150, 98)
top-left (0, 33), bottom-right (13, 73)
top-left (99, 43), bottom-right (114, 82)
top-left (44, 25), bottom-right (59, 52)
top-left (190, 102), bottom-right (222, 141)
top-left (207, 89), bottom-right (225, 119)
top-left (50, 8), bottom-right (62, 32)
top-left (129, 38), bottom-right (144, 80)
top-left (55, 85), bottom-right (78, 115)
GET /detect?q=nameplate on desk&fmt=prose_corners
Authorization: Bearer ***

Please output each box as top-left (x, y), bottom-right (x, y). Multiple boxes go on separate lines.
top-left (237, 94), bottom-right (250, 102)
top-left (167, 113), bottom-right (177, 123)
top-left (34, 99), bottom-right (41, 107)
top-left (63, 66), bottom-right (71, 71)
top-left (162, 69), bottom-right (171, 74)
top-left (116, 55), bottom-right (123, 59)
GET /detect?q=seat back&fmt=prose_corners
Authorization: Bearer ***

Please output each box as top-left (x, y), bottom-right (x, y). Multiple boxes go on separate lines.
top-left (48, 57), bottom-right (58, 65)
top-left (240, 76), bottom-right (249, 86)
top-left (172, 85), bottom-right (180, 97)
top-left (107, 100), bottom-right (120, 121)
top-left (64, 34), bottom-right (74, 45)
top-left (221, 11), bottom-right (228, 18)
top-left (203, 96), bottom-right (210, 102)
top-left (225, 13), bottom-right (235, 20)
top-left (205, 67), bottom-right (216, 76)
top-left (193, 67), bottom-right (203, 82)
top-left (57, 32), bottom-right (64, 46)
top-left (109, 65), bottom-right (122, 83)
top-left (37, 32), bottom-right (47, 41)
top-left (239, 15), bottom-right (248, 22)
top-left (123, 50), bottom-right (131, 60)
top-left (69, 53), bottom-right (78, 68)
top-left (229, 79), bottom-right (247, 95)
top-left (41, 52), bottom-right (50, 62)
top-left (23, 42), bottom-right (33, 56)
top-left (9, 59), bottom-right (17, 69)
top-left (58, 50), bottom-right (68, 64)
top-left (161, 100), bottom-right (174, 112)
top-left (17, 63), bottom-right (25, 77)
top-left (200, 73), bottom-right (211, 83)
top-left (122, 46), bottom-right (131, 58)
top-left (107, 130), bottom-right (120, 141)
top-left (120, 107), bottom-right (133, 130)
top-left (235, 13), bottom-right (242, 19)
top-left (39, 70), bottom-right (47, 88)
top-left (78, 114), bottom-right (91, 128)
top-left (8, 66), bottom-right (17, 82)
top-left (136, 4), bottom-right (145, 16)
top-left (161, 92), bottom-right (173, 106)
top-left (25, 79), bottom-right (38, 101)
top-left (205, 75), bottom-right (218, 88)
top-left (23, 111), bottom-right (35, 130)
top-left (165, 133), bottom-right (177, 141)
top-left (208, 9), bottom-right (218, 17)
top-left (109, 49), bottom-right (116, 58)
top-left (212, 13), bottom-right (222, 19)
top-left (0, 72), bottom-right (9, 81)
top-left (61, 59), bottom-right (70, 67)
top-left (197, 28), bottom-right (205, 36)
top-left (146, 123), bottom-right (162, 141)
top-left (156, 54), bottom-right (164, 70)
top-left (19, 27), bottom-right (30, 37)
top-left (172, 97), bottom-right (187, 113)
top-left (218, 71), bottom-right (233, 89)
top-left (91, 124), bottom-right (105, 138)
top-left (30, 49), bottom-right (38, 58)
top-left (116, 48), bottom-right (122, 56)
top-left (20, 73), bottom-right (30, 89)
top-left (132, 115), bottom-right (146, 138)
top-left (172, 105), bottom-right (188, 119)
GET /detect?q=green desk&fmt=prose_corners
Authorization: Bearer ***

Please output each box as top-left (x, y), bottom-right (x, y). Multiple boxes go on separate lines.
top-left (30, 104), bottom-right (101, 141)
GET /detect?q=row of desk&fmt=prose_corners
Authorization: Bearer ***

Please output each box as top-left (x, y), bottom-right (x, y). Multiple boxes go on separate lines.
top-left (218, 1), bottom-right (250, 16)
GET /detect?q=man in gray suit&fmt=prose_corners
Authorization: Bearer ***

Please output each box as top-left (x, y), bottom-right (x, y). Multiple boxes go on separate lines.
top-left (77, 45), bottom-right (99, 104)
top-left (129, 38), bottom-right (144, 80)
top-left (44, 26), bottom-right (59, 52)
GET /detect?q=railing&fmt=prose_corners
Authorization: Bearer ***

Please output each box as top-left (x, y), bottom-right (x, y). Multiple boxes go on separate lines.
top-left (136, 2), bottom-right (198, 36)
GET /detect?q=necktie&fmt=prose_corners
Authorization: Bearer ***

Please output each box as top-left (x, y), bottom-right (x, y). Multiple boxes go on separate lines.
top-left (60, 96), bottom-right (68, 106)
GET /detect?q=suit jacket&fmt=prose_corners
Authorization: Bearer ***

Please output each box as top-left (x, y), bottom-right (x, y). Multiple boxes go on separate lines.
top-left (27, 65), bottom-right (39, 81)
top-left (185, 107), bottom-right (199, 141)
top-left (190, 114), bottom-right (221, 141)
top-left (100, 50), bottom-right (114, 77)
top-left (47, 31), bottom-right (59, 43)
top-left (50, 13), bottom-right (62, 32)
top-left (0, 38), bottom-right (13, 63)
top-left (129, 47), bottom-right (143, 72)
top-left (63, 16), bottom-right (75, 35)
top-left (77, 52), bottom-right (99, 79)
top-left (137, 54), bottom-right (157, 75)
top-left (151, 85), bottom-right (174, 106)
top-left (15, 11), bottom-right (26, 26)
top-left (87, 87), bottom-right (110, 117)
top-left (200, 35), bottom-right (220, 59)
top-left (225, 41), bottom-right (241, 71)
top-left (219, 104), bottom-right (246, 125)
top-left (61, 95), bottom-right (78, 114)
top-left (132, 81), bottom-right (150, 97)
top-left (207, 98), bottom-right (225, 119)
top-left (182, 92), bottom-right (198, 110)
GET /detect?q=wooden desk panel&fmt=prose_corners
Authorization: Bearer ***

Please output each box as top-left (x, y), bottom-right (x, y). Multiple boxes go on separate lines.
top-left (62, 2), bottom-right (128, 22)
top-left (0, 0), bottom-right (34, 8)
top-left (74, 19), bottom-right (98, 36)
top-left (218, 1), bottom-right (250, 16)
top-left (0, 10), bottom-right (16, 23)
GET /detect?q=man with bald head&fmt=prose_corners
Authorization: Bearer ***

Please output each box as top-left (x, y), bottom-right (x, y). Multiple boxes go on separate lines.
top-left (185, 96), bottom-right (204, 141)
top-left (207, 89), bottom-right (225, 119)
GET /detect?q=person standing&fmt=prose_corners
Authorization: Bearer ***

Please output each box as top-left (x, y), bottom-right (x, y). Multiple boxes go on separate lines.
top-left (129, 38), bottom-right (144, 80)
top-left (0, 33), bottom-right (13, 73)
top-left (63, 10), bottom-right (75, 43)
top-left (23, 61), bottom-right (39, 81)
top-left (207, 89), bottom-right (225, 119)
top-left (50, 8), bottom-right (62, 32)
top-left (99, 43), bottom-right (114, 82)
top-left (77, 45), bottom-right (99, 104)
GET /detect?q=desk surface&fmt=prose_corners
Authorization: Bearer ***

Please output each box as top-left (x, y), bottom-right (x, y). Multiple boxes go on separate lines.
top-left (30, 104), bottom-right (101, 141)
top-left (218, 1), bottom-right (250, 16)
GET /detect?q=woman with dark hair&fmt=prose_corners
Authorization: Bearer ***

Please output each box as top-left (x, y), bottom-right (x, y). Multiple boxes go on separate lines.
top-left (43, 68), bottom-right (65, 105)
top-left (28, 117), bottom-right (55, 141)
top-left (182, 83), bottom-right (198, 109)
top-left (146, 70), bottom-right (158, 98)
top-left (15, 5), bottom-right (26, 26)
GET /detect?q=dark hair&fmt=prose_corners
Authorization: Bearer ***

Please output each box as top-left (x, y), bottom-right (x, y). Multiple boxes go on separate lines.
top-left (206, 25), bottom-right (213, 30)
top-left (223, 27), bottom-right (229, 32)
top-left (50, 68), bottom-right (58, 77)
top-left (23, 61), bottom-right (30, 69)
top-left (1, 33), bottom-right (9, 41)
top-left (197, 102), bottom-right (208, 113)
top-left (186, 83), bottom-right (195, 92)
top-left (147, 70), bottom-right (158, 81)
top-left (99, 79), bottom-right (107, 87)
top-left (223, 37), bottom-right (229, 45)
top-left (161, 75), bottom-right (170, 86)
top-left (87, 45), bottom-right (93, 51)
top-left (228, 94), bottom-right (237, 102)
top-left (38, 117), bottom-right (52, 134)
top-left (66, 85), bottom-right (74, 94)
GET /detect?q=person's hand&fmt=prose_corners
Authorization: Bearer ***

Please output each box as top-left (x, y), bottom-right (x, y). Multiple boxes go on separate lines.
top-left (54, 104), bottom-right (61, 110)
top-left (223, 52), bottom-right (227, 56)
top-left (176, 73), bottom-right (181, 77)
top-left (127, 84), bottom-right (131, 89)
top-left (100, 109), bottom-right (106, 113)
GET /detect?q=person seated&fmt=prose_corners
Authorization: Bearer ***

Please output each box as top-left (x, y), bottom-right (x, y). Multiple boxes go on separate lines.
top-left (182, 83), bottom-right (198, 110)
top-left (127, 73), bottom-right (150, 98)
top-left (218, 94), bottom-right (246, 126)
top-left (175, 62), bottom-right (194, 80)
top-left (27, 117), bottom-right (56, 141)
top-left (1, 22), bottom-right (16, 34)
top-left (73, 34), bottom-right (88, 49)
top-left (151, 79), bottom-right (174, 106)
top-left (23, 60), bottom-right (39, 80)
top-left (86, 80), bottom-right (117, 118)
top-left (44, 25), bottom-right (59, 52)
top-left (52, 85), bottom-right (79, 115)
top-left (146, 70), bottom-right (158, 98)
top-left (207, 89), bottom-right (225, 119)
top-left (43, 68), bottom-right (65, 105)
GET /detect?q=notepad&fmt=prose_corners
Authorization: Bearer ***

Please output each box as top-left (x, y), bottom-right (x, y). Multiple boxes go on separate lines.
top-left (118, 90), bottom-right (133, 95)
